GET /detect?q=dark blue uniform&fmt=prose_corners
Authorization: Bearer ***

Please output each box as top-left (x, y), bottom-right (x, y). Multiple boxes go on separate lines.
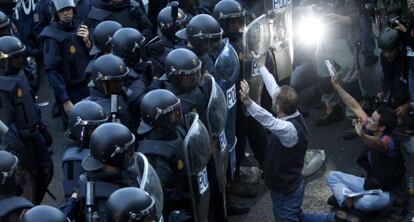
top-left (85, 0), bottom-right (152, 41)
top-left (32, 0), bottom-right (92, 37)
top-left (86, 87), bottom-right (132, 128)
top-left (40, 21), bottom-right (90, 107)
top-left (147, 36), bottom-right (186, 78)
top-left (0, 70), bottom-right (53, 204)
top-left (138, 128), bottom-right (190, 217)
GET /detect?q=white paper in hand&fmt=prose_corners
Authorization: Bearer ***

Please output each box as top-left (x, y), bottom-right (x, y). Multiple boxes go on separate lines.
top-left (325, 60), bottom-right (336, 77)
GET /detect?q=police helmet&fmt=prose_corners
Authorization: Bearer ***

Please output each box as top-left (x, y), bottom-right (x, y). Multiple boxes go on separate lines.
top-left (0, 10), bottom-right (10, 29)
top-left (176, 14), bottom-right (223, 54)
top-left (138, 89), bottom-right (181, 135)
top-left (91, 54), bottom-right (129, 95)
top-left (0, 36), bottom-right (25, 71)
top-left (164, 48), bottom-right (202, 88)
top-left (52, 0), bottom-right (75, 12)
top-left (67, 101), bottom-right (108, 145)
top-left (22, 205), bottom-right (68, 222)
top-left (0, 150), bottom-right (18, 186)
top-left (378, 27), bottom-right (400, 50)
top-left (157, 5), bottom-right (187, 41)
top-left (112, 28), bottom-right (146, 66)
top-left (81, 123), bottom-right (135, 171)
top-left (213, 0), bottom-right (245, 35)
top-left (90, 21), bottom-right (123, 56)
top-left (106, 187), bottom-right (157, 222)
top-left (0, 36), bottom-right (25, 59)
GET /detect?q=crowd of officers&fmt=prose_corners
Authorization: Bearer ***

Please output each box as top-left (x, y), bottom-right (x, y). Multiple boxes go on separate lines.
top-left (0, 0), bottom-right (262, 221)
top-left (1, 0), bottom-right (414, 221)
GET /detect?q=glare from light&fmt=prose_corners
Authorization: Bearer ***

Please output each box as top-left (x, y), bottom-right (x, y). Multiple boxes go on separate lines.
top-left (297, 16), bottom-right (325, 45)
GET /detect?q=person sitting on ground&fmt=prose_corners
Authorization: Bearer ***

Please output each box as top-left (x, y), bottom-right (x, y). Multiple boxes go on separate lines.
top-left (326, 70), bottom-right (406, 215)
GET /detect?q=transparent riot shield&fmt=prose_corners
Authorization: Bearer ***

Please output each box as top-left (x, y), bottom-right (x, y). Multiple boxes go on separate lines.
top-left (242, 14), bottom-right (269, 103)
top-left (135, 152), bottom-right (164, 222)
top-left (204, 74), bottom-right (228, 190)
top-left (215, 38), bottom-right (240, 83)
top-left (267, 4), bottom-right (294, 82)
top-left (183, 112), bottom-right (211, 222)
top-left (214, 38), bottom-right (239, 181)
top-left (203, 74), bottom-right (228, 221)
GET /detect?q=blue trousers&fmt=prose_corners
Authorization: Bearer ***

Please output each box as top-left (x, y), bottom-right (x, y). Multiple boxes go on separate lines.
top-left (270, 180), bottom-right (335, 222)
top-left (326, 171), bottom-right (391, 212)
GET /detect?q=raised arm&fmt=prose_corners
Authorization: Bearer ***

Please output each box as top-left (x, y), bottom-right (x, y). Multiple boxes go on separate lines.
top-left (331, 74), bottom-right (368, 121)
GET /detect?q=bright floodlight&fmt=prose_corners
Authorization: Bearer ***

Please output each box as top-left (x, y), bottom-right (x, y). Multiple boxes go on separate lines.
top-left (297, 16), bottom-right (325, 45)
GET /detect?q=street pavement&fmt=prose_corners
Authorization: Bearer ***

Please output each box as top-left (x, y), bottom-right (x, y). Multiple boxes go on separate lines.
top-left (36, 58), bottom-right (414, 221)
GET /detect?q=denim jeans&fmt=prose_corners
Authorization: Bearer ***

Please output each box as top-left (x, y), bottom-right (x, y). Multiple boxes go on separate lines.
top-left (326, 171), bottom-right (391, 212)
top-left (270, 180), bottom-right (335, 222)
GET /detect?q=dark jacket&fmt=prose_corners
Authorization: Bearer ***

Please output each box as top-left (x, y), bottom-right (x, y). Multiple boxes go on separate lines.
top-left (264, 114), bottom-right (308, 194)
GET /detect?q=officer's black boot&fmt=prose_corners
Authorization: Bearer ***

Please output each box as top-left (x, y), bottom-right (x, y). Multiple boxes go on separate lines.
top-left (316, 104), bottom-right (344, 126)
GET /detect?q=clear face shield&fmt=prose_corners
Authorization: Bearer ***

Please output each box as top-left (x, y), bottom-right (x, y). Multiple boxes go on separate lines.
top-left (167, 60), bottom-right (203, 90)
top-left (218, 11), bottom-right (246, 35)
top-left (192, 29), bottom-right (223, 54)
top-left (109, 134), bottom-right (136, 168)
top-left (95, 68), bottom-right (129, 95)
top-left (68, 115), bottom-right (109, 145)
top-left (154, 99), bottom-right (182, 128)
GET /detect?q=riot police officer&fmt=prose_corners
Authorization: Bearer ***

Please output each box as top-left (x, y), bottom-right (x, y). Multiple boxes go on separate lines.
top-left (90, 20), bottom-right (122, 57)
top-left (147, 5), bottom-right (187, 78)
top-left (177, 0), bottom-right (212, 20)
top-left (106, 187), bottom-right (159, 222)
top-left (0, 10), bottom-right (42, 92)
top-left (163, 47), bottom-right (232, 221)
top-left (0, 150), bottom-right (34, 221)
top-left (85, 0), bottom-right (152, 41)
top-left (40, 0), bottom-right (91, 129)
top-left (22, 205), bottom-right (68, 222)
top-left (161, 48), bottom-right (209, 123)
top-left (85, 20), bottom-right (122, 81)
top-left (32, 0), bottom-right (91, 37)
top-left (62, 100), bottom-right (108, 199)
top-left (111, 27), bottom-right (154, 130)
top-left (137, 89), bottom-right (190, 218)
top-left (176, 14), bottom-right (222, 78)
top-left (212, 0), bottom-right (245, 51)
top-left (0, 36), bottom-right (53, 205)
top-left (66, 122), bottom-right (138, 221)
top-left (213, 0), bottom-right (259, 201)
top-left (86, 54), bottom-right (132, 128)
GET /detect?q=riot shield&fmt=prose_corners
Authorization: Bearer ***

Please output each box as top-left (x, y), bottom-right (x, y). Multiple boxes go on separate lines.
top-left (182, 112), bottom-right (211, 222)
top-left (215, 38), bottom-right (240, 82)
top-left (203, 74), bottom-right (228, 221)
top-left (204, 74), bottom-right (228, 190)
top-left (242, 14), bottom-right (268, 103)
top-left (134, 152), bottom-right (164, 222)
top-left (267, 4), bottom-right (294, 82)
top-left (214, 38), bottom-right (239, 181)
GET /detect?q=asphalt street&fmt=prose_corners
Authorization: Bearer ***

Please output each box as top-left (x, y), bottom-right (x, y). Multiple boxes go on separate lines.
top-left (36, 57), bottom-right (414, 221)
